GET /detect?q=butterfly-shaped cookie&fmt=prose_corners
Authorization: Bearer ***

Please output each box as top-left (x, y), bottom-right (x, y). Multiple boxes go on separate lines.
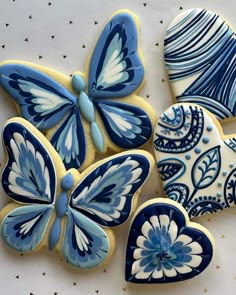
top-left (0, 10), bottom-right (155, 170)
top-left (164, 8), bottom-right (236, 121)
top-left (0, 117), bottom-right (154, 269)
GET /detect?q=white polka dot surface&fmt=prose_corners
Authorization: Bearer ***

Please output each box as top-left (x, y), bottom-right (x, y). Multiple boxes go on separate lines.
top-left (0, 0), bottom-right (235, 294)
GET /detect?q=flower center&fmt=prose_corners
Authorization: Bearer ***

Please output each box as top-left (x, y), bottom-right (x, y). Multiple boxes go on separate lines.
top-left (157, 251), bottom-right (171, 261)
top-left (152, 247), bottom-right (172, 265)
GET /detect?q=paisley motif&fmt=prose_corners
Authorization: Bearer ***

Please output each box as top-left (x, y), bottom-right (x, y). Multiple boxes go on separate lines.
top-left (158, 158), bottom-right (186, 185)
top-left (188, 199), bottom-right (225, 218)
top-left (154, 105), bottom-right (204, 153)
top-left (224, 168), bottom-right (236, 207)
top-left (224, 138), bottom-right (236, 153)
top-left (165, 183), bottom-right (189, 206)
top-left (154, 103), bottom-right (236, 217)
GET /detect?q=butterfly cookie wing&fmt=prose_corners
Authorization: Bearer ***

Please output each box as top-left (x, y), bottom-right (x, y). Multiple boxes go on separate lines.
top-left (0, 63), bottom-right (76, 129)
top-left (62, 151), bottom-right (153, 268)
top-left (62, 208), bottom-right (110, 269)
top-left (49, 108), bottom-right (86, 170)
top-left (88, 12), bottom-right (144, 98)
top-left (69, 152), bottom-right (153, 226)
top-left (94, 99), bottom-right (153, 148)
top-left (88, 11), bottom-right (152, 148)
top-left (1, 120), bottom-right (57, 252)
top-left (0, 63), bottom-right (87, 169)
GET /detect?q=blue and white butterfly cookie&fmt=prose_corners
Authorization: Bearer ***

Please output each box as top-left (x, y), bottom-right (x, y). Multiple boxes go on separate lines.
top-left (154, 103), bottom-right (236, 218)
top-left (0, 117), bottom-right (154, 269)
top-left (164, 8), bottom-right (236, 121)
top-left (126, 198), bottom-right (215, 283)
top-left (0, 10), bottom-right (156, 171)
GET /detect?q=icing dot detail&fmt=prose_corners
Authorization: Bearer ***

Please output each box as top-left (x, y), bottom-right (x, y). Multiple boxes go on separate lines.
top-left (207, 126), bottom-right (213, 132)
top-left (185, 154), bottom-right (191, 160)
top-left (61, 173), bottom-right (74, 190)
top-left (194, 147), bottom-right (201, 154)
top-left (218, 182), bottom-right (222, 188)
top-left (217, 192), bottom-right (222, 197)
top-left (202, 137), bottom-right (209, 144)
top-left (222, 170), bottom-right (227, 176)
top-left (230, 163), bottom-right (234, 168)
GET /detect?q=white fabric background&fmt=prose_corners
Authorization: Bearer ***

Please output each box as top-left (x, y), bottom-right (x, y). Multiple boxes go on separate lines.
top-left (0, 0), bottom-right (235, 294)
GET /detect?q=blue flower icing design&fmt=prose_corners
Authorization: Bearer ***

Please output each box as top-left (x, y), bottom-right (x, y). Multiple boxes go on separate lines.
top-left (126, 199), bottom-right (214, 283)
top-left (132, 215), bottom-right (202, 279)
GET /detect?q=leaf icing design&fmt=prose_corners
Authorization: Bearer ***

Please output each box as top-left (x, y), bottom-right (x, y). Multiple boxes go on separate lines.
top-left (192, 146), bottom-right (221, 190)
top-left (158, 158), bottom-right (186, 185)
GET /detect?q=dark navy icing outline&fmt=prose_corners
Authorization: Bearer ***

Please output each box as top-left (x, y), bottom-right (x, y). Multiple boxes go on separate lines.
top-left (125, 200), bottom-right (214, 283)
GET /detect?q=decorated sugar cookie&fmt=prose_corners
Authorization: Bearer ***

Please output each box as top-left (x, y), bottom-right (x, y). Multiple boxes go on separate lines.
top-left (0, 117), bottom-right (154, 269)
top-left (0, 10), bottom-right (156, 171)
top-left (164, 8), bottom-right (236, 121)
top-left (125, 198), bottom-right (214, 283)
top-left (154, 103), bottom-right (236, 218)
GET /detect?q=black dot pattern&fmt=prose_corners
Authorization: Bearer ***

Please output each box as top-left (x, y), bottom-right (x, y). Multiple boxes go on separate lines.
top-left (0, 1), bottom-right (235, 294)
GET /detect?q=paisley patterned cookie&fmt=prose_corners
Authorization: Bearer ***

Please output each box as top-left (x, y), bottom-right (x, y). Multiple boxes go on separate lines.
top-left (0, 10), bottom-right (156, 171)
top-left (154, 103), bottom-right (236, 218)
top-left (0, 117), bottom-right (154, 269)
top-left (125, 198), bottom-right (214, 283)
top-left (164, 8), bottom-right (236, 121)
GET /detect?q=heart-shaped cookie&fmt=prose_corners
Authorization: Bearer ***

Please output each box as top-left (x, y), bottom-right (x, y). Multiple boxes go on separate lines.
top-left (154, 103), bottom-right (236, 218)
top-left (125, 198), bottom-right (214, 283)
top-left (164, 8), bottom-right (236, 121)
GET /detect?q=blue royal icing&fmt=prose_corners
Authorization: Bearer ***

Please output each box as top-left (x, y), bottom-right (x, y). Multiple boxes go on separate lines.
top-left (78, 91), bottom-right (95, 123)
top-left (49, 173), bottom-right (74, 251)
top-left (1, 119), bottom-right (152, 268)
top-left (0, 11), bottom-right (152, 170)
top-left (91, 121), bottom-right (104, 152)
top-left (72, 73), bottom-right (86, 93)
top-left (154, 104), bottom-right (236, 218)
top-left (88, 13), bottom-right (144, 98)
top-left (157, 158), bottom-right (186, 187)
top-left (125, 199), bottom-right (214, 283)
top-left (164, 8), bottom-right (236, 120)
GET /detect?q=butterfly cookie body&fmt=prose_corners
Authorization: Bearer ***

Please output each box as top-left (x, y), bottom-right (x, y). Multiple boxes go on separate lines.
top-left (0, 117), bottom-right (154, 269)
top-left (0, 10), bottom-right (156, 171)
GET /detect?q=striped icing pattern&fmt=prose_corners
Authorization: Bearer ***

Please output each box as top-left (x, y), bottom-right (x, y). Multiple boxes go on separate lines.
top-left (164, 8), bottom-right (236, 120)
